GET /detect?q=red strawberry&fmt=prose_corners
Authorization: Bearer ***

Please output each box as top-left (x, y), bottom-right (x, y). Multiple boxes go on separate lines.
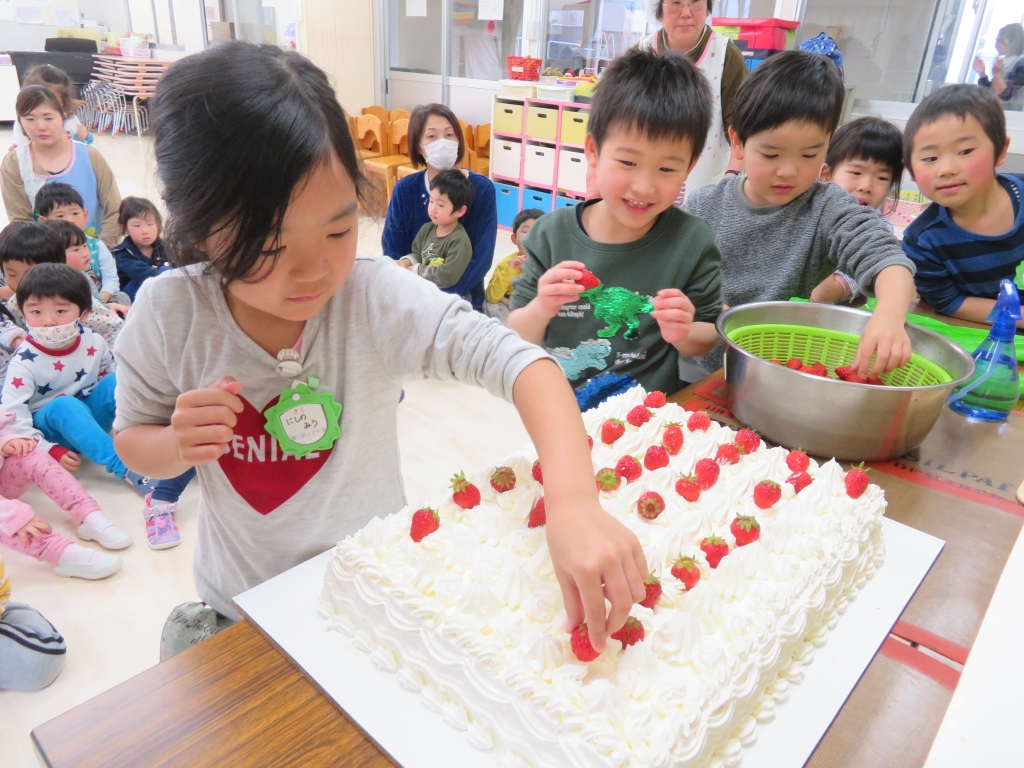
top-left (595, 467), bottom-right (622, 492)
top-left (610, 616), bottom-right (645, 647)
top-left (644, 390), bottom-right (667, 408)
top-left (845, 463), bottom-right (870, 499)
top-left (528, 497), bottom-right (546, 528)
top-left (787, 470), bottom-right (812, 493)
top-left (716, 443), bottom-right (741, 465)
top-left (730, 514), bottom-right (761, 546)
top-left (835, 365), bottom-right (853, 380)
top-left (771, 359), bottom-right (783, 365)
top-left (640, 572), bottom-right (662, 609)
top-left (627, 405), bottom-right (652, 427)
top-left (786, 449), bottom-right (810, 472)
top-left (616, 455), bottom-right (643, 483)
top-left (570, 623), bottom-right (600, 661)
top-left (575, 269), bottom-right (601, 292)
top-left (532, 460), bottom-right (543, 484)
top-left (588, 435), bottom-right (593, 450)
top-left (810, 362), bottom-right (828, 377)
top-left (687, 411), bottom-right (711, 431)
top-left (490, 466), bottom-right (516, 493)
top-left (846, 374), bottom-right (868, 384)
top-left (694, 458), bottom-right (720, 490)
top-left (410, 507), bottom-right (440, 542)
top-left (866, 376), bottom-right (885, 386)
top-left (670, 556), bottom-right (701, 589)
top-left (600, 418), bottom-right (625, 445)
top-left (451, 471), bottom-right (481, 509)
top-left (700, 536), bottom-right (729, 568)
top-left (786, 358), bottom-right (803, 370)
top-left (735, 428), bottom-right (761, 455)
top-left (637, 491), bottom-right (665, 520)
top-left (662, 424), bottom-right (684, 456)
top-left (800, 365), bottom-right (816, 374)
top-left (753, 480), bottom-right (781, 509)
top-left (675, 474), bottom-right (701, 502)
top-left (644, 444), bottom-right (670, 471)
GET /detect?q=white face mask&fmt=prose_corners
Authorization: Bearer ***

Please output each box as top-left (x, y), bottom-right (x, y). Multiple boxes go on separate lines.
top-left (28, 320), bottom-right (81, 350)
top-left (422, 138), bottom-right (459, 171)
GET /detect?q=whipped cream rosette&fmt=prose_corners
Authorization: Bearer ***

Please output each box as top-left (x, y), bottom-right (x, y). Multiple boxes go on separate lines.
top-left (322, 387), bottom-right (885, 768)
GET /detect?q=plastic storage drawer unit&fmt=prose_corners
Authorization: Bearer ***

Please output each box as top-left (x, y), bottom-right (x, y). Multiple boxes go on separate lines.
top-left (492, 138), bottom-right (523, 179)
top-left (557, 149), bottom-right (588, 195)
top-left (555, 195), bottom-right (580, 211)
top-left (493, 181), bottom-right (521, 229)
top-left (521, 187), bottom-right (553, 213)
top-left (560, 110), bottom-right (589, 145)
top-left (526, 105), bottom-right (559, 141)
top-left (493, 102), bottom-right (524, 135)
top-left (523, 143), bottom-right (556, 187)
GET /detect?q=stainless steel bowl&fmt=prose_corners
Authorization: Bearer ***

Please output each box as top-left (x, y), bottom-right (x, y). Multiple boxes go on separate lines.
top-left (716, 302), bottom-right (976, 461)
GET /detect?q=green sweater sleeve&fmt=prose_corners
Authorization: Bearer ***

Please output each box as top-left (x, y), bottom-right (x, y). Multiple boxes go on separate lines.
top-left (414, 226), bottom-right (474, 290)
top-left (407, 224), bottom-right (430, 264)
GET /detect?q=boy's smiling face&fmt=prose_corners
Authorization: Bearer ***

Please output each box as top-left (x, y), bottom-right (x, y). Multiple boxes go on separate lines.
top-left (585, 125), bottom-right (695, 235)
top-left (732, 120), bottom-right (831, 207)
top-left (908, 113), bottom-right (1010, 208)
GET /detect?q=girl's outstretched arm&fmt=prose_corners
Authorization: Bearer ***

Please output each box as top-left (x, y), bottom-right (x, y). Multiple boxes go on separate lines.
top-left (513, 358), bottom-right (648, 651)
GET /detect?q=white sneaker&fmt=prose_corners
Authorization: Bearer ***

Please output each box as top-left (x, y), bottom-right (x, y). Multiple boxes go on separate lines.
top-left (78, 520), bottom-right (133, 550)
top-left (53, 546), bottom-right (122, 580)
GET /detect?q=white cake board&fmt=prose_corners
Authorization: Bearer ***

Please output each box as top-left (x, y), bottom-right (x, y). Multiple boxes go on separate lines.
top-left (234, 518), bottom-right (943, 768)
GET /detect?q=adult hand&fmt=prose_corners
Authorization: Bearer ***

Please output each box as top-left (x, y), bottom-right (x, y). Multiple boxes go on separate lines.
top-left (170, 375), bottom-right (244, 466)
top-left (15, 515), bottom-right (51, 546)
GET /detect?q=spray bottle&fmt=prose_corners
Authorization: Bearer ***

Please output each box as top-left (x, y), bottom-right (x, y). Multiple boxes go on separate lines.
top-left (948, 279), bottom-right (1021, 421)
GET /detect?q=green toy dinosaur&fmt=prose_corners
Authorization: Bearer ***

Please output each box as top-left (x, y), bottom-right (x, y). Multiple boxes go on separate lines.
top-left (580, 282), bottom-right (653, 340)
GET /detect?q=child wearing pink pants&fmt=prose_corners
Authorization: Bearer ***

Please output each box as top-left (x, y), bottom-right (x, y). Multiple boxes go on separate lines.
top-left (0, 410), bottom-right (128, 579)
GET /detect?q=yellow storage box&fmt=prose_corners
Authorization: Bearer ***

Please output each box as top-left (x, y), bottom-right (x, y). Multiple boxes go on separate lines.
top-left (493, 102), bottom-right (524, 136)
top-left (561, 110), bottom-right (589, 145)
top-left (526, 105), bottom-right (558, 141)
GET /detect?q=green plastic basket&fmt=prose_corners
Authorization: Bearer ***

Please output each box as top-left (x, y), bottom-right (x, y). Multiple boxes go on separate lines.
top-left (727, 324), bottom-right (953, 387)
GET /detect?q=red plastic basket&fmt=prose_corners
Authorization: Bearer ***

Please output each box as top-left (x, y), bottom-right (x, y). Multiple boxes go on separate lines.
top-left (507, 56), bottom-right (542, 81)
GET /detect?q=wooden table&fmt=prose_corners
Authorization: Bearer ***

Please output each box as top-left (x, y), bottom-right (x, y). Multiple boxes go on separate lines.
top-left (32, 366), bottom-right (1024, 767)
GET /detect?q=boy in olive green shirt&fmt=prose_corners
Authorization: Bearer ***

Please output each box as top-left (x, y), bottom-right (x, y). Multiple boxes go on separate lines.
top-left (398, 170), bottom-right (475, 296)
top-left (509, 49), bottom-right (722, 394)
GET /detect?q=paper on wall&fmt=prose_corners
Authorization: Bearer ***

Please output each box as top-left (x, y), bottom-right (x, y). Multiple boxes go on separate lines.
top-left (406, 0), bottom-right (426, 17)
top-left (15, 5), bottom-right (45, 24)
top-left (478, 0), bottom-right (503, 21)
top-left (53, 7), bottom-right (78, 26)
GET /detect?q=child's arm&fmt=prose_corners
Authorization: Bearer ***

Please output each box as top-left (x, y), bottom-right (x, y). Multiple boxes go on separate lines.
top-left (0, 356), bottom-right (41, 443)
top-left (507, 261), bottom-right (586, 343)
top-left (115, 246), bottom-right (163, 286)
top-left (86, 147), bottom-right (122, 247)
top-left (651, 290), bottom-right (719, 356)
top-left (485, 257), bottom-right (517, 305)
top-left (411, 232), bottom-right (473, 289)
top-left (83, 300), bottom-right (124, 347)
top-left (95, 241), bottom-right (121, 298)
top-left (853, 265), bottom-right (915, 376)
top-left (949, 296), bottom-right (1024, 327)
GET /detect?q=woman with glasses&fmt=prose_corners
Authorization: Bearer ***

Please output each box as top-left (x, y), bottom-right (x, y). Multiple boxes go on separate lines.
top-left (973, 23), bottom-right (1024, 105)
top-left (636, 0), bottom-right (746, 198)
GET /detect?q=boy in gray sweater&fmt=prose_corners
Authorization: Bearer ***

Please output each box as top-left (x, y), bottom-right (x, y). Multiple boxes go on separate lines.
top-left (685, 51), bottom-right (916, 379)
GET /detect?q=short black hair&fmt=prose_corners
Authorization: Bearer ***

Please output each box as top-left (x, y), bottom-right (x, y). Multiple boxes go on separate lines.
top-left (42, 218), bottom-right (87, 250)
top-left (153, 42), bottom-right (372, 287)
top-left (16, 262), bottom-right (92, 316)
top-left (35, 182), bottom-right (86, 217)
top-left (589, 48), bottom-right (713, 159)
top-left (407, 104), bottom-right (466, 169)
top-left (655, 0), bottom-right (713, 23)
top-left (118, 196), bottom-right (163, 231)
top-left (732, 51), bottom-right (845, 144)
top-left (15, 85), bottom-right (64, 121)
top-left (429, 169), bottom-right (475, 211)
top-left (21, 64), bottom-right (75, 117)
top-left (825, 116), bottom-right (904, 207)
top-left (513, 208), bottom-right (543, 234)
top-left (904, 85), bottom-right (1006, 173)
top-left (0, 221), bottom-right (66, 265)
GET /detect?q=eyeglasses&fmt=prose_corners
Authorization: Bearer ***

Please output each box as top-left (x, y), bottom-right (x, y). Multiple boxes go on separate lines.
top-left (662, 0), bottom-right (706, 14)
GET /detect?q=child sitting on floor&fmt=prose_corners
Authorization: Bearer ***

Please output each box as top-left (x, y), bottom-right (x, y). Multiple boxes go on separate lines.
top-left (484, 208), bottom-right (543, 323)
top-left (684, 51), bottom-right (917, 379)
top-left (396, 169), bottom-right (475, 300)
top-left (901, 85), bottom-right (1024, 325)
top-left (0, 221), bottom-right (124, 352)
top-left (111, 196), bottom-right (171, 302)
top-left (509, 49), bottom-right (723, 395)
top-left (0, 262), bottom-right (154, 494)
top-left (44, 219), bottom-right (132, 310)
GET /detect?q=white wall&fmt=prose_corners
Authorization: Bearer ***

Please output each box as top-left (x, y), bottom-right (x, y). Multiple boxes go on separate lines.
top-left (301, 0), bottom-right (376, 114)
top-left (78, 0), bottom-right (129, 32)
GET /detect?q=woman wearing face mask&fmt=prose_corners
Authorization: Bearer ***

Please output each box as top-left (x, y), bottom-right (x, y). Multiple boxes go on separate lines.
top-left (382, 104), bottom-right (497, 309)
top-left (634, 0), bottom-right (746, 197)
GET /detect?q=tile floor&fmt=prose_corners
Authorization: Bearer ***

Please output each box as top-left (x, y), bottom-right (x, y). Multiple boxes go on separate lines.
top-left (0, 127), bottom-right (523, 767)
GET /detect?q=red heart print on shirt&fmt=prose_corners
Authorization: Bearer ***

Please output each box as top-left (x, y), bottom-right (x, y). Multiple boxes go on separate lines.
top-left (218, 395), bottom-right (333, 515)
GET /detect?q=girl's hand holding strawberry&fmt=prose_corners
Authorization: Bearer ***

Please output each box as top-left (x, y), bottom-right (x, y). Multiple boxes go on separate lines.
top-left (170, 376), bottom-right (244, 466)
top-left (3, 437), bottom-right (36, 457)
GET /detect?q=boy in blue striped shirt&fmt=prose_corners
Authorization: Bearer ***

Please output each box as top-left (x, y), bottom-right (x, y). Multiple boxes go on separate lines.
top-left (902, 85), bottom-right (1024, 324)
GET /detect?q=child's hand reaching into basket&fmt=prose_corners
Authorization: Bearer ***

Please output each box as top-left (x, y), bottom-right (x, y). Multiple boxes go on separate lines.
top-left (852, 265), bottom-right (915, 377)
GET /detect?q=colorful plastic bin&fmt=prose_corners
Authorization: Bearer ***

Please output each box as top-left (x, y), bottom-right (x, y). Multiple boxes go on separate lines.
top-left (494, 181), bottom-right (520, 229)
top-left (712, 17), bottom-right (800, 51)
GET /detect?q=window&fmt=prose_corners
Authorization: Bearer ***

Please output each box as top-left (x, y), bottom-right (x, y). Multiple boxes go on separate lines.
top-left (543, 0), bottom-right (655, 76)
top-left (449, 0), bottom-right (525, 80)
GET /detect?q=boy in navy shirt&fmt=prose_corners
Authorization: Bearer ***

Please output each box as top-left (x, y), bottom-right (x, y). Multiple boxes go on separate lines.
top-left (902, 85), bottom-right (1024, 324)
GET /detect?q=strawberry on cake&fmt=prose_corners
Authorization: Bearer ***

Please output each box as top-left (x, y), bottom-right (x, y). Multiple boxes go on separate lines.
top-left (321, 387), bottom-right (886, 768)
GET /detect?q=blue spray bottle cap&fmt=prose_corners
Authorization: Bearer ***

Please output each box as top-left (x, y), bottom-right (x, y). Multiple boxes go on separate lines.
top-left (985, 279), bottom-right (1022, 343)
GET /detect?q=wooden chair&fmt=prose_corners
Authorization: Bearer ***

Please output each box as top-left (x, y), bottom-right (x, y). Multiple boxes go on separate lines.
top-left (457, 118), bottom-right (475, 170)
top-left (389, 108), bottom-right (410, 121)
top-left (361, 105), bottom-right (389, 123)
top-left (473, 123), bottom-right (490, 176)
top-left (362, 118), bottom-right (412, 210)
top-left (396, 164), bottom-right (420, 181)
top-left (352, 114), bottom-right (384, 160)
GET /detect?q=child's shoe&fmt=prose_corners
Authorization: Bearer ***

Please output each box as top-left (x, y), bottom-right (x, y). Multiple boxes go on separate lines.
top-left (143, 494), bottom-right (181, 550)
top-left (53, 543), bottom-right (122, 580)
top-left (77, 510), bottom-right (132, 550)
top-left (125, 469), bottom-right (158, 495)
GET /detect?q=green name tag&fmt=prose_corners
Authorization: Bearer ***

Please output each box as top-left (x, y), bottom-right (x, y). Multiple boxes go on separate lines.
top-left (263, 377), bottom-right (342, 457)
